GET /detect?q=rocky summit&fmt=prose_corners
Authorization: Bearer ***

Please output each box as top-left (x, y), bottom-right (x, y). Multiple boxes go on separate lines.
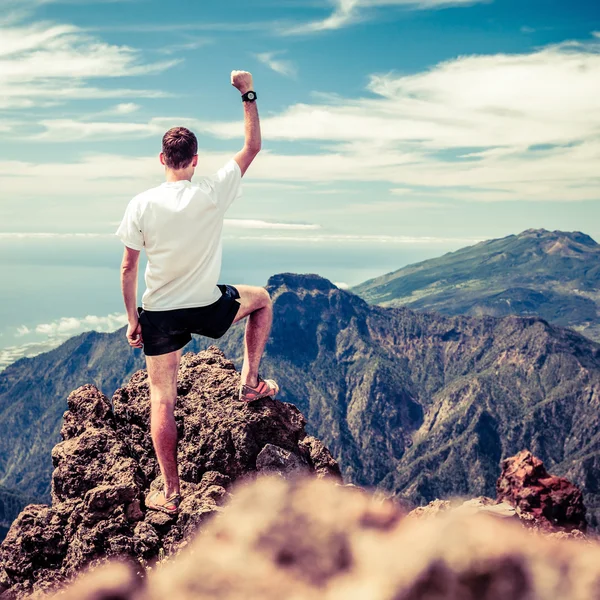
top-left (0, 348), bottom-right (340, 599)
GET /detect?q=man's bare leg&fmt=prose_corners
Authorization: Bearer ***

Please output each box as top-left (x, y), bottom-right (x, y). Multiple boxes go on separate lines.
top-left (146, 348), bottom-right (183, 500)
top-left (233, 285), bottom-right (273, 388)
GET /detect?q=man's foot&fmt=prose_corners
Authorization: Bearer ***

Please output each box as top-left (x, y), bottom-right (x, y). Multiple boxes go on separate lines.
top-left (145, 490), bottom-right (181, 515)
top-left (239, 374), bottom-right (279, 403)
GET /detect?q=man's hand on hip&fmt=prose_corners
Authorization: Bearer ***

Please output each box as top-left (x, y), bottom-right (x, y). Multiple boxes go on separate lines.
top-left (231, 70), bottom-right (254, 95)
top-left (127, 319), bottom-right (143, 349)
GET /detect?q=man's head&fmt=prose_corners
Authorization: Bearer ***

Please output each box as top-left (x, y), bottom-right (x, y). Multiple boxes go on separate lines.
top-left (160, 127), bottom-right (199, 178)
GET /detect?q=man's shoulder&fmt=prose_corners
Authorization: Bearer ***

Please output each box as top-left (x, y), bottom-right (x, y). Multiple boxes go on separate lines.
top-left (131, 184), bottom-right (166, 205)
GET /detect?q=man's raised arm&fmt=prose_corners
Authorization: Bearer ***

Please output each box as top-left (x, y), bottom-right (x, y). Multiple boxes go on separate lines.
top-left (231, 70), bottom-right (261, 177)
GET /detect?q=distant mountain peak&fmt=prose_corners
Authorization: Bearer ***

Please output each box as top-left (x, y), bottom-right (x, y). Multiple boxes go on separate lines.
top-left (353, 228), bottom-right (600, 341)
top-left (518, 228), bottom-right (598, 248)
top-left (267, 273), bottom-right (339, 293)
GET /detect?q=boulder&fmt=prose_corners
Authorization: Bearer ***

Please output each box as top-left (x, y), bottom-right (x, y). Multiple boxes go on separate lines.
top-left (497, 450), bottom-right (586, 532)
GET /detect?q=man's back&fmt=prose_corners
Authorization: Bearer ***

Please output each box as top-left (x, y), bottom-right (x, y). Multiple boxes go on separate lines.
top-left (116, 159), bottom-right (242, 311)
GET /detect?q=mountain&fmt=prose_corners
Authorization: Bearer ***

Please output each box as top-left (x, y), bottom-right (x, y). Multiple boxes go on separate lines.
top-left (0, 331), bottom-right (144, 499)
top-left (2, 273), bottom-right (600, 527)
top-left (353, 229), bottom-right (600, 341)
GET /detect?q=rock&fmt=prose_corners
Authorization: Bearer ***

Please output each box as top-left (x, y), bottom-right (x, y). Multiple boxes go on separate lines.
top-left (497, 450), bottom-right (587, 532)
top-left (0, 348), bottom-right (341, 599)
top-left (50, 560), bottom-right (142, 600)
top-left (298, 435), bottom-right (342, 479)
top-left (408, 499), bottom-right (452, 519)
top-left (458, 497), bottom-right (517, 519)
top-left (408, 496), bottom-right (517, 521)
top-left (52, 477), bottom-right (600, 600)
top-left (256, 443), bottom-right (311, 476)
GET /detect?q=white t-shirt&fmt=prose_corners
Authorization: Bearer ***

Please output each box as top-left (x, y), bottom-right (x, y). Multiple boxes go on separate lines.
top-left (115, 159), bottom-right (242, 311)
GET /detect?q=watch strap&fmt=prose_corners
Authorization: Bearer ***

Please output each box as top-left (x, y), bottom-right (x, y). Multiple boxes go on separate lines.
top-left (242, 91), bottom-right (257, 102)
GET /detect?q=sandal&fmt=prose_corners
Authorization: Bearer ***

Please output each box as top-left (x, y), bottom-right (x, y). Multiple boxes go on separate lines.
top-left (239, 374), bottom-right (280, 403)
top-left (145, 490), bottom-right (181, 515)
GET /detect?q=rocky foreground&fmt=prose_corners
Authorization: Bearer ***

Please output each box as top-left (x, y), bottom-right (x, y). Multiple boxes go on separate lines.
top-left (0, 348), bottom-right (340, 598)
top-left (55, 478), bottom-right (600, 600)
top-left (0, 347), bottom-right (597, 599)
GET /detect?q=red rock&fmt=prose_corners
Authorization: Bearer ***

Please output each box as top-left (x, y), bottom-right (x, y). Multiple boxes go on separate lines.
top-left (496, 449), bottom-right (586, 532)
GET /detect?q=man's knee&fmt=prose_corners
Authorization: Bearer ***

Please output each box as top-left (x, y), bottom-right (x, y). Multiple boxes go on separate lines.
top-left (237, 285), bottom-right (270, 309)
top-left (150, 384), bottom-right (177, 407)
top-left (233, 285), bottom-right (272, 323)
top-left (256, 287), bottom-right (271, 309)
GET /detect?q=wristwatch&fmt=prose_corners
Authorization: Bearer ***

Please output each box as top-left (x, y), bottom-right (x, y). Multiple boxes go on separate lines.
top-left (242, 91), bottom-right (257, 103)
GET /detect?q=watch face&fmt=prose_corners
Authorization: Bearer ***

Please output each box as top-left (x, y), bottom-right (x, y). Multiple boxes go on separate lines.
top-left (247, 92), bottom-right (255, 100)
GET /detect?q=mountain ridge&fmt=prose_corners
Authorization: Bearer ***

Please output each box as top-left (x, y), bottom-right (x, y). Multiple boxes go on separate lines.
top-left (2, 272), bottom-right (600, 530)
top-left (353, 229), bottom-right (600, 341)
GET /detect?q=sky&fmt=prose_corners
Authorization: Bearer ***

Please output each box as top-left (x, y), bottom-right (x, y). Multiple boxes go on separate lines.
top-left (0, 0), bottom-right (599, 367)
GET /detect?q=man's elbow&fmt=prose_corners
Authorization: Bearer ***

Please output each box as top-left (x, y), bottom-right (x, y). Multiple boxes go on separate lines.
top-left (246, 141), bottom-right (261, 156)
top-left (120, 261), bottom-right (138, 275)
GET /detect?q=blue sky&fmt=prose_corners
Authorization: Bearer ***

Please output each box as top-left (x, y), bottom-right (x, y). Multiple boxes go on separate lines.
top-left (1, 0), bottom-right (599, 240)
top-left (0, 0), bottom-right (599, 366)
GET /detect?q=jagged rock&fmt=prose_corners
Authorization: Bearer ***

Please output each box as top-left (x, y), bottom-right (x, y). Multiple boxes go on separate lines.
top-left (51, 477), bottom-right (600, 600)
top-left (0, 348), bottom-right (341, 599)
top-left (256, 443), bottom-right (311, 476)
top-left (497, 450), bottom-right (587, 532)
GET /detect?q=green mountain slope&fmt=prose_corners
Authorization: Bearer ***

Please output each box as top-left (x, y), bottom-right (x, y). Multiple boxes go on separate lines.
top-left (0, 487), bottom-right (32, 540)
top-left (2, 273), bottom-right (600, 527)
top-left (353, 229), bottom-right (600, 341)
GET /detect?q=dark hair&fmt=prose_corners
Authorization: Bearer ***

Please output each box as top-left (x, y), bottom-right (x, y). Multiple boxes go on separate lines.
top-left (161, 127), bottom-right (198, 170)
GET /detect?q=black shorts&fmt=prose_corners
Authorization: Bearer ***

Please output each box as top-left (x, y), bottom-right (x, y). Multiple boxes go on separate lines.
top-left (137, 284), bottom-right (241, 356)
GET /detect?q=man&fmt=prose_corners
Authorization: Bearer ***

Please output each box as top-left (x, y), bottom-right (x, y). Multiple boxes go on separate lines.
top-left (116, 70), bottom-right (279, 515)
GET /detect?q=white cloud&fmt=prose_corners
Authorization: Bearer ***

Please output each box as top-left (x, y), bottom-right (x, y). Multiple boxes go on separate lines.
top-left (3, 38), bottom-right (599, 205)
top-left (284, 0), bottom-right (486, 34)
top-left (33, 119), bottom-right (162, 141)
top-left (1, 312), bottom-right (128, 371)
top-left (25, 116), bottom-right (200, 142)
top-left (191, 39), bottom-right (600, 202)
top-left (0, 232), bottom-right (113, 239)
top-left (112, 102), bottom-right (140, 114)
top-left (158, 38), bottom-right (212, 55)
top-left (235, 233), bottom-right (482, 244)
top-left (34, 313), bottom-right (127, 337)
top-left (0, 340), bottom-right (63, 371)
top-left (0, 150), bottom-right (235, 202)
top-left (224, 219), bottom-right (320, 230)
top-left (255, 51), bottom-right (297, 77)
top-left (0, 19), bottom-right (177, 109)
top-left (334, 281), bottom-right (350, 289)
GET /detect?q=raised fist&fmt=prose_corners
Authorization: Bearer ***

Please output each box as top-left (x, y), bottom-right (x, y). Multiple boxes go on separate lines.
top-left (231, 70), bottom-right (254, 95)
